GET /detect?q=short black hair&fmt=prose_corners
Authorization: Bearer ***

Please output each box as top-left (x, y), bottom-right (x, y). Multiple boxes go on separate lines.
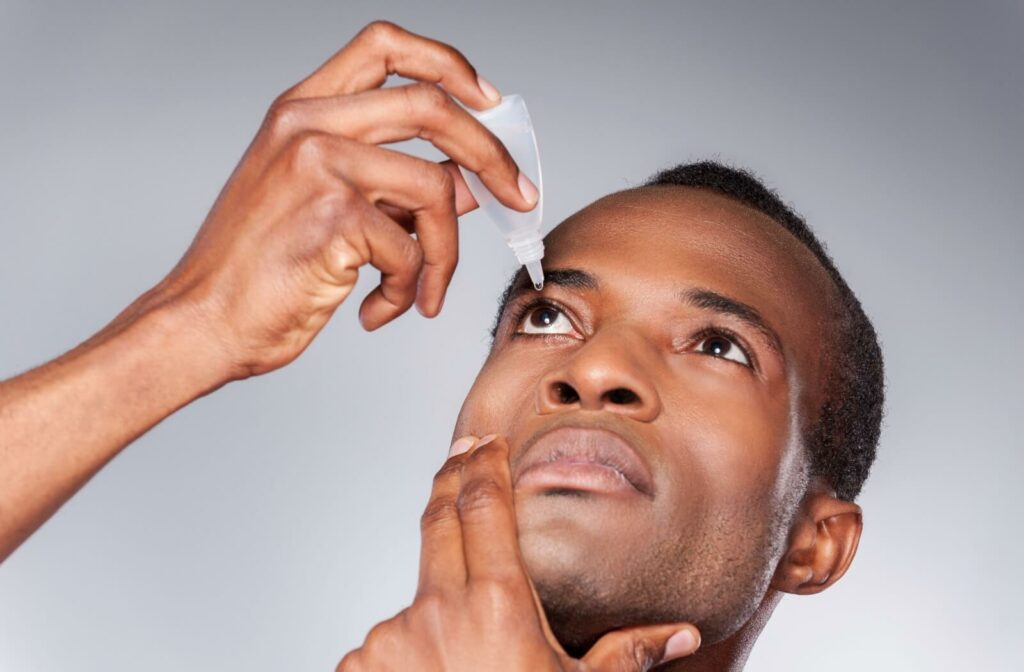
top-left (642, 161), bottom-right (883, 501)
top-left (489, 160), bottom-right (884, 501)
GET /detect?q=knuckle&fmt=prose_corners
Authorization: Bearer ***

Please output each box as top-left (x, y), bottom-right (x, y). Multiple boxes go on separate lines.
top-left (362, 620), bottom-right (390, 648)
top-left (629, 637), bottom-right (658, 670)
top-left (419, 496), bottom-right (459, 530)
top-left (432, 459), bottom-right (463, 484)
top-left (419, 162), bottom-right (455, 199)
top-left (410, 82), bottom-right (452, 119)
top-left (457, 477), bottom-right (504, 514)
top-left (312, 188), bottom-right (358, 223)
top-left (435, 164), bottom-right (457, 198)
top-left (359, 20), bottom-right (400, 47)
top-left (287, 131), bottom-right (331, 173)
top-left (410, 593), bottom-right (445, 622)
top-left (335, 649), bottom-right (363, 672)
top-left (400, 236), bottom-right (425, 273)
top-left (264, 98), bottom-right (304, 139)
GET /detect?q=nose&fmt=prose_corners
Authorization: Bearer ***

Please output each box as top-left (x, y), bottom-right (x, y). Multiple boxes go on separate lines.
top-left (535, 328), bottom-right (662, 422)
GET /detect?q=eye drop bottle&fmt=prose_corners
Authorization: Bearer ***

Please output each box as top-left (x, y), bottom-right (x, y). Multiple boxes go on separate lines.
top-left (458, 94), bottom-right (545, 290)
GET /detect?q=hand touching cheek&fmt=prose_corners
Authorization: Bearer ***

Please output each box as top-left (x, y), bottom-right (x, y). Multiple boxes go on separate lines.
top-left (336, 435), bottom-right (701, 672)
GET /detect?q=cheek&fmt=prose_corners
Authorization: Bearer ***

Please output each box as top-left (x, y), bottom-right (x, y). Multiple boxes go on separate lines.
top-left (453, 353), bottom-right (540, 438)
top-left (658, 361), bottom-right (792, 499)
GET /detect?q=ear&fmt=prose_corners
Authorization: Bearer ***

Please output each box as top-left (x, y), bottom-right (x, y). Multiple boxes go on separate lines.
top-left (770, 479), bottom-right (863, 595)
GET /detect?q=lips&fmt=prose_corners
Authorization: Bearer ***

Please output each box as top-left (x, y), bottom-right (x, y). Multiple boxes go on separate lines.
top-left (513, 425), bottom-right (655, 498)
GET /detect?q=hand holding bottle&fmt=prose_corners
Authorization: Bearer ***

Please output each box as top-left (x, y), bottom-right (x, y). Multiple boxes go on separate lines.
top-left (148, 20), bottom-right (539, 379)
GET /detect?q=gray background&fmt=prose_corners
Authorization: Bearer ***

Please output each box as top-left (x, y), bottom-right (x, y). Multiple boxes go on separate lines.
top-left (1, 1), bottom-right (1021, 670)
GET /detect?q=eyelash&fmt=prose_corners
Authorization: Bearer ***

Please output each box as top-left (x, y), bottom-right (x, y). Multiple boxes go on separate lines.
top-left (508, 298), bottom-right (757, 369)
top-left (509, 298), bottom-right (576, 340)
top-left (687, 325), bottom-right (758, 370)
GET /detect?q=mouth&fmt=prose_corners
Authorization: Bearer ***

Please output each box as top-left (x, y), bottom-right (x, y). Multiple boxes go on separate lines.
top-left (513, 425), bottom-right (655, 498)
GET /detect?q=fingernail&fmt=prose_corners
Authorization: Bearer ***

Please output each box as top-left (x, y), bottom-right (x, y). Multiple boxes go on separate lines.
top-left (477, 75), bottom-right (501, 102)
top-left (449, 436), bottom-right (476, 457)
top-left (661, 629), bottom-right (699, 662)
top-left (475, 433), bottom-right (499, 449)
top-left (518, 173), bottom-right (539, 205)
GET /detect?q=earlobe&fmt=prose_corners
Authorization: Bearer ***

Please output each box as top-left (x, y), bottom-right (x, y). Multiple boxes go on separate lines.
top-left (770, 487), bottom-right (863, 595)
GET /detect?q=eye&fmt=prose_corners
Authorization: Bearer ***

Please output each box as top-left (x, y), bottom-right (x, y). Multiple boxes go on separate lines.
top-left (516, 302), bottom-right (575, 336)
top-left (695, 333), bottom-right (751, 367)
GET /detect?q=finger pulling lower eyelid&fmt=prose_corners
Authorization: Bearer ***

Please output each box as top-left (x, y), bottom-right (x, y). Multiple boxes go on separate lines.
top-left (448, 436), bottom-right (476, 457)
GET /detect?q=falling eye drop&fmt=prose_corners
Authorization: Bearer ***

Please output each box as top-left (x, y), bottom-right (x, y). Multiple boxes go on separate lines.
top-left (458, 94), bottom-right (545, 290)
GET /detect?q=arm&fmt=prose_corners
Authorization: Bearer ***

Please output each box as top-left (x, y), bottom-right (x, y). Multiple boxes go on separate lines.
top-left (0, 299), bottom-right (228, 561)
top-left (0, 20), bottom-right (537, 564)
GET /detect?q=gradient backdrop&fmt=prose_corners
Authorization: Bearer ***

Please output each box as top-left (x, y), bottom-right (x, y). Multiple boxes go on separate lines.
top-left (1, 1), bottom-right (1021, 670)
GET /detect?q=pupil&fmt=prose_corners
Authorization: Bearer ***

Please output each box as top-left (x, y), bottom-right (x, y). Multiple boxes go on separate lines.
top-left (706, 337), bottom-right (731, 356)
top-left (531, 308), bottom-right (557, 327)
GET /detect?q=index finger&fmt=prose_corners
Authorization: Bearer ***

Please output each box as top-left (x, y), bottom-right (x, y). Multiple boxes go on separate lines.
top-left (456, 436), bottom-right (527, 583)
top-left (280, 21), bottom-right (500, 111)
top-left (416, 436), bottom-right (478, 595)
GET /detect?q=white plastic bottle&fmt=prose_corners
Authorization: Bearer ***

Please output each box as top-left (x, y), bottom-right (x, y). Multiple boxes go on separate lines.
top-left (458, 94), bottom-right (545, 290)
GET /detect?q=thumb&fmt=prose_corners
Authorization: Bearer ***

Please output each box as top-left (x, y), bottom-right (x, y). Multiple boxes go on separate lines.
top-left (441, 160), bottom-right (480, 216)
top-left (580, 623), bottom-right (701, 671)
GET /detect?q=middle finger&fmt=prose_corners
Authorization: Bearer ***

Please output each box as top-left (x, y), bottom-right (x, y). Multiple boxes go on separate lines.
top-left (457, 436), bottom-right (527, 584)
top-left (269, 84), bottom-right (536, 214)
top-left (324, 141), bottom-right (460, 317)
top-left (417, 437), bottom-right (477, 595)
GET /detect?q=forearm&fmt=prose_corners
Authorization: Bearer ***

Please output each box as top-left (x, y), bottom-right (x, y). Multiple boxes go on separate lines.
top-left (0, 300), bottom-right (231, 562)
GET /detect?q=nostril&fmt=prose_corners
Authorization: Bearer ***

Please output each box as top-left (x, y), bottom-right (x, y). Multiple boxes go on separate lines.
top-left (605, 387), bottom-right (639, 405)
top-left (553, 382), bottom-right (580, 405)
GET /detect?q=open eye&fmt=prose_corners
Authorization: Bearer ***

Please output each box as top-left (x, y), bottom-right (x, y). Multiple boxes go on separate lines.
top-left (695, 333), bottom-right (751, 367)
top-left (517, 302), bottom-right (575, 336)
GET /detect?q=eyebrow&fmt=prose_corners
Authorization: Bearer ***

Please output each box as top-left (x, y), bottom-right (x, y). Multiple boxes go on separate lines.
top-left (489, 268), bottom-right (785, 356)
top-left (680, 288), bottom-right (784, 354)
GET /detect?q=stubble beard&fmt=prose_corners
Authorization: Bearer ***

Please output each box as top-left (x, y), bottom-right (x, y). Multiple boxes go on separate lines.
top-left (526, 498), bottom-right (796, 657)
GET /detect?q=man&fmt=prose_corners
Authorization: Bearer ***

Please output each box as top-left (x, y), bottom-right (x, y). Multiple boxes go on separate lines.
top-left (0, 21), bottom-right (883, 671)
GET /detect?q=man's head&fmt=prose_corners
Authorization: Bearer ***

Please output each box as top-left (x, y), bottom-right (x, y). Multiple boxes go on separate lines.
top-left (452, 161), bottom-right (884, 655)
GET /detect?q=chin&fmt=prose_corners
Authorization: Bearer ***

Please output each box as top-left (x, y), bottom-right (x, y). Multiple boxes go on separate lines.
top-left (514, 491), bottom-right (647, 590)
top-left (513, 492), bottom-right (778, 651)
top-left (514, 494), bottom-right (656, 652)
top-left (518, 541), bottom-right (618, 656)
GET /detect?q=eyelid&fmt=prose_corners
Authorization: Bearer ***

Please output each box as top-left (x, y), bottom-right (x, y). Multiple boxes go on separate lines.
top-left (675, 326), bottom-right (759, 372)
top-left (509, 297), bottom-right (583, 338)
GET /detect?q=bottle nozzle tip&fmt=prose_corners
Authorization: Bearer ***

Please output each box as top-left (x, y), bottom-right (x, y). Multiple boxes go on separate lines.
top-left (525, 259), bottom-right (544, 291)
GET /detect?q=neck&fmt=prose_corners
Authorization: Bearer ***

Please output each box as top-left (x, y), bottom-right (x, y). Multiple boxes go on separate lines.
top-left (661, 590), bottom-right (782, 671)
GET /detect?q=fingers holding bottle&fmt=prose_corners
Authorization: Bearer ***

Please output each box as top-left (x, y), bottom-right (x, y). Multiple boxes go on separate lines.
top-left (154, 21), bottom-right (536, 379)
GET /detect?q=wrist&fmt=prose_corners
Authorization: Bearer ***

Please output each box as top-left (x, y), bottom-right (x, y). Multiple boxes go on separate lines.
top-left (126, 294), bottom-right (240, 394)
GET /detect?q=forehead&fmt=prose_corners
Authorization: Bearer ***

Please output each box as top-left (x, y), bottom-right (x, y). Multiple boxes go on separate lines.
top-left (538, 186), bottom-right (839, 397)
top-left (546, 187), bottom-right (825, 292)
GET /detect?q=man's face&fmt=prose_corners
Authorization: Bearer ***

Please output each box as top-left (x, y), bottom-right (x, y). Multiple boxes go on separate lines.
top-left (453, 186), bottom-right (837, 648)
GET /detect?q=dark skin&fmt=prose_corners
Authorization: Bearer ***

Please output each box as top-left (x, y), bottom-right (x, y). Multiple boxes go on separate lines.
top-left (343, 188), bottom-right (864, 670)
top-left (460, 186), bottom-right (863, 663)
top-left (0, 19), bottom-right (862, 671)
